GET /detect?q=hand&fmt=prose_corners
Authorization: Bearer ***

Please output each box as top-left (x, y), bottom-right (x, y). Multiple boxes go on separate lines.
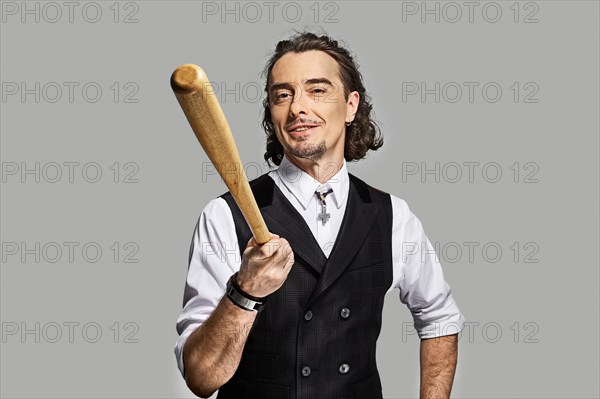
top-left (236, 234), bottom-right (295, 298)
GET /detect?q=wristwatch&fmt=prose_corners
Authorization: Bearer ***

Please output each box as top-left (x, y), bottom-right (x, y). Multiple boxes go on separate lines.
top-left (226, 272), bottom-right (267, 312)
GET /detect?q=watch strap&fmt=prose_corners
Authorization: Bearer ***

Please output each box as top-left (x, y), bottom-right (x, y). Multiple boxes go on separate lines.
top-left (226, 272), bottom-right (266, 312)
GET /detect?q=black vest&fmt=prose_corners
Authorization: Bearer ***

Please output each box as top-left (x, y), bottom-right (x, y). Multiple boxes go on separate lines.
top-left (217, 173), bottom-right (393, 399)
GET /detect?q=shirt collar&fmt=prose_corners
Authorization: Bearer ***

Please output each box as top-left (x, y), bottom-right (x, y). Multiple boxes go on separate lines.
top-left (275, 155), bottom-right (349, 210)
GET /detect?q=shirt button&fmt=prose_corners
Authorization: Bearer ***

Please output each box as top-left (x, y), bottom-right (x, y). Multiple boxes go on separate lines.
top-left (338, 363), bottom-right (350, 374)
top-left (301, 366), bottom-right (311, 377)
top-left (340, 307), bottom-right (350, 319)
top-left (304, 310), bottom-right (313, 321)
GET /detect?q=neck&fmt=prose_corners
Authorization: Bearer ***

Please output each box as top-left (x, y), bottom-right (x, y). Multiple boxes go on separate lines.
top-left (284, 152), bottom-right (344, 184)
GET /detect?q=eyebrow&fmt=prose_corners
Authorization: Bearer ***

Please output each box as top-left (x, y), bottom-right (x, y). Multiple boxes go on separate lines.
top-left (269, 78), bottom-right (334, 93)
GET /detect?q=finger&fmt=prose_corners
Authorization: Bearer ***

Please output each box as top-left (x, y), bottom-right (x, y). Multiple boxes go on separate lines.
top-left (278, 241), bottom-right (294, 262)
top-left (259, 239), bottom-right (282, 258)
top-left (285, 252), bottom-right (295, 269)
top-left (272, 243), bottom-right (294, 268)
top-left (278, 244), bottom-right (295, 269)
top-left (245, 236), bottom-right (257, 249)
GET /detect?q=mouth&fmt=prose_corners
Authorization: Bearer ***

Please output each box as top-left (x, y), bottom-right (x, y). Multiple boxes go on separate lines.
top-left (287, 124), bottom-right (320, 138)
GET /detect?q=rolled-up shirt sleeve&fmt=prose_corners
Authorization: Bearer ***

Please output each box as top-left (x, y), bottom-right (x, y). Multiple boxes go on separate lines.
top-left (174, 198), bottom-right (240, 377)
top-left (390, 195), bottom-right (465, 339)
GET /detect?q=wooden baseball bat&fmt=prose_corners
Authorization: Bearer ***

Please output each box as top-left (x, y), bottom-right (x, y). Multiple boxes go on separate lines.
top-left (171, 64), bottom-right (271, 245)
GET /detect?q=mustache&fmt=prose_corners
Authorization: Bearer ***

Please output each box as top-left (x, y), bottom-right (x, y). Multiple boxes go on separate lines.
top-left (285, 118), bottom-right (323, 130)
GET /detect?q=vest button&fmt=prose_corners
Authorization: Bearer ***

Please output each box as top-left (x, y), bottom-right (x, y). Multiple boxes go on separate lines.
top-left (338, 363), bottom-right (350, 374)
top-left (340, 307), bottom-right (350, 319)
top-left (301, 366), bottom-right (311, 377)
top-left (304, 310), bottom-right (313, 321)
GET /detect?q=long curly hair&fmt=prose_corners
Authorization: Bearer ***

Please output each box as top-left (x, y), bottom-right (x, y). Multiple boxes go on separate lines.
top-left (262, 31), bottom-right (383, 166)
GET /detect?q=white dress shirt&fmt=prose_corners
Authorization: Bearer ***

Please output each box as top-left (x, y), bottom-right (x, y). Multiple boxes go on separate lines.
top-left (175, 155), bottom-right (465, 376)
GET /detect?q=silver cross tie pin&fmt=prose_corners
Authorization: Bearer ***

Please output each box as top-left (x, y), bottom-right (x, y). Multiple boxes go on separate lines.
top-left (315, 186), bottom-right (334, 226)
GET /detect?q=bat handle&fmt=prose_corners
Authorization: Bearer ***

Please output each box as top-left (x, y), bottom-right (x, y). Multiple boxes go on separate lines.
top-left (232, 184), bottom-right (272, 245)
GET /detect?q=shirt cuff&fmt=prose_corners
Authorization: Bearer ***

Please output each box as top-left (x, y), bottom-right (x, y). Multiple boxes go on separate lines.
top-left (414, 311), bottom-right (465, 339)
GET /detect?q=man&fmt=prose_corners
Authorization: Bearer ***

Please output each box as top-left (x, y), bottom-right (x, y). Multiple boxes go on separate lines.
top-left (175, 31), bottom-right (465, 399)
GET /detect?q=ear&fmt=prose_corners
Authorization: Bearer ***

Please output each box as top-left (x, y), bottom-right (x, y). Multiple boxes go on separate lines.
top-left (346, 91), bottom-right (360, 123)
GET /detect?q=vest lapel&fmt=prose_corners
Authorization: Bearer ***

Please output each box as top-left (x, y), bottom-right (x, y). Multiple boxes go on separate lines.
top-left (306, 176), bottom-right (381, 306)
top-left (249, 174), bottom-right (380, 287)
top-left (260, 178), bottom-right (328, 274)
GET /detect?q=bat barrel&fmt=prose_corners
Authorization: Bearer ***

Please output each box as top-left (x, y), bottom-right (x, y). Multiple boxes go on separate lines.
top-left (171, 64), bottom-right (271, 245)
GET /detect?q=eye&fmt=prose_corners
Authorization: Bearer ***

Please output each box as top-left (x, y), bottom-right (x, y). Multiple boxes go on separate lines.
top-left (311, 86), bottom-right (327, 94)
top-left (273, 89), bottom-right (293, 100)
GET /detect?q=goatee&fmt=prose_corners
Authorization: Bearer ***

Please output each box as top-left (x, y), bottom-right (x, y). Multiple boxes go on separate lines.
top-left (286, 139), bottom-right (327, 162)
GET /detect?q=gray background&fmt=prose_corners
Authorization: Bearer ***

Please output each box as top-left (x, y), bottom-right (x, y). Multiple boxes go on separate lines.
top-left (1, 1), bottom-right (598, 398)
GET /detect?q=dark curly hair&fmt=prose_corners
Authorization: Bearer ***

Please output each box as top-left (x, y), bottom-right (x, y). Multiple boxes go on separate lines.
top-left (262, 31), bottom-right (383, 166)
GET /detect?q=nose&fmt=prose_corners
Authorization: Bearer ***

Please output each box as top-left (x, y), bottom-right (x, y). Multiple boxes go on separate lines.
top-left (289, 88), bottom-right (308, 118)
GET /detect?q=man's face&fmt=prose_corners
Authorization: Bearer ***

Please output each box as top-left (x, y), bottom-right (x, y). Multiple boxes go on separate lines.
top-left (268, 50), bottom-right (358, 163)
